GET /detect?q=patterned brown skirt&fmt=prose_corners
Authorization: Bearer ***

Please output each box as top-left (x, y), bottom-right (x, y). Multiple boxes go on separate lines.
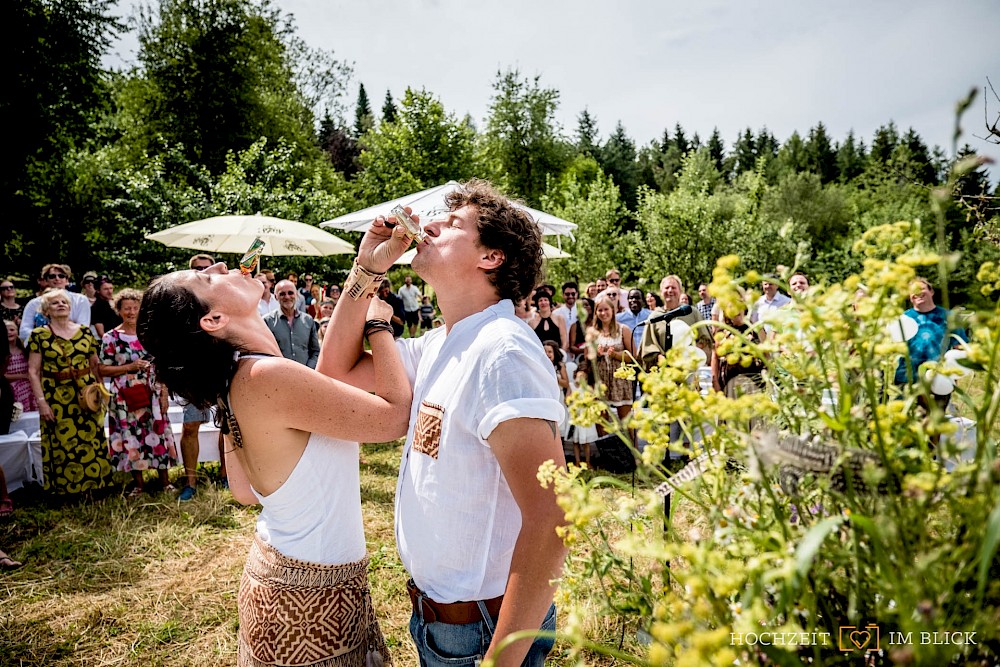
top-left (238, 535), bottom-right (391, 667)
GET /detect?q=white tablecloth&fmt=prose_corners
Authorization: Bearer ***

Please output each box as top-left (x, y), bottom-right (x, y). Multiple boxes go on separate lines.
top-left (0, 431), bottom-right (42, 492)
top-left (10, 411), bottom-right (40, 437)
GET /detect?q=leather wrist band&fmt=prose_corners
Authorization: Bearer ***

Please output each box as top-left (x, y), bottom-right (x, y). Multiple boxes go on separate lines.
top-left (343, 259), bottom-right (385, 301)
top-left (364, 319), bottom-right (394, 340)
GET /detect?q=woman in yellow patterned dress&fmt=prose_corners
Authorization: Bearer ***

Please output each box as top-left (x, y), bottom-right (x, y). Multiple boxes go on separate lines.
top-left (26, 289), bottom-right (113, 496)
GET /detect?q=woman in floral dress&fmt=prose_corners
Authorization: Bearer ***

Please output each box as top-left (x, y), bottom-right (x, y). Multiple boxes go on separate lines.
top-left (5, 319), bottom-right (36, 411)
top-left (99, 289), bottom-right (177, 497)
top-left (27, 289), bottom-right (113, 496)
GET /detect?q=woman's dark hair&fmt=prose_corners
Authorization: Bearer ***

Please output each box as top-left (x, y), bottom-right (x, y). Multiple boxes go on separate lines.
top-left (646, 292), bottom-right (663, 309)
top-left (444, 179), bottom-right (543, 304)
top-left (542, 339), bottom-right (563, 366)
top-left (136, 275), bottom-right (240, 410)
top-left (580, 297), bottom-right (596, 327)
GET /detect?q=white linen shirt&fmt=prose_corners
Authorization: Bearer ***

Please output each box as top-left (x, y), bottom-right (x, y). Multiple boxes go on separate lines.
top-left (394, 299), bottom-right (564, 603)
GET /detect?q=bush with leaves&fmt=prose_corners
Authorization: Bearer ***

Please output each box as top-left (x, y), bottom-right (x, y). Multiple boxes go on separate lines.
top-left (543, 155), bottom-right (1000, 666)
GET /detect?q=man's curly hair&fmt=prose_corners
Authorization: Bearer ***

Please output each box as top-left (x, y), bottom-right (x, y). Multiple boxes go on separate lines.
top-left (444, 179), bottom-right (543, 304)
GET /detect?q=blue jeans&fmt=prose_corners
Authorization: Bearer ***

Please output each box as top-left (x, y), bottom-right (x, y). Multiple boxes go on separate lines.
top-left (409, 601), bottom-right (556, 666)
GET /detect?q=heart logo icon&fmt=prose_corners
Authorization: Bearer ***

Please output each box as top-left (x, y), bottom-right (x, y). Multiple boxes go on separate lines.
top-left (850, 630), bottom-right (871, 649)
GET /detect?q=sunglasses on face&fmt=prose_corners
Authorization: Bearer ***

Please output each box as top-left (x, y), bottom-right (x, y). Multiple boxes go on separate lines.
top-left (277, 290), bottom-right (296, 296)
top-left (46, 273), bottom-right (68, 280)
top-left (1, 285), bottom-right (14, 290)
top-left (608, 278), bottom-right (620, 283)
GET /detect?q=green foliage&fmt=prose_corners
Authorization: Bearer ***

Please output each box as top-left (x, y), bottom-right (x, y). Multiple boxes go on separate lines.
top-left (80, 138), bottom-right (351, 283)
top-left (132, 0), bottom-right (318, 174)
top-left (354, 82), bottom-right (374, 137)
top-left (355, 88), bottom-right (477, 204)
top-left (600, 122), bottom-right (640, 210)
top-left (540, 163), bottom-right (635, 286)
top-left (481, 69), bottom-right (572, 205)
top-left (381, 89), bottom-right (397, 124)
top-left (2, 0), bottom-right (122, 278)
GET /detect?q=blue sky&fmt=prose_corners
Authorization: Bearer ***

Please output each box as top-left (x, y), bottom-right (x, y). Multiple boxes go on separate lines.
top-left (108, 0), bottom-right (1000, 181)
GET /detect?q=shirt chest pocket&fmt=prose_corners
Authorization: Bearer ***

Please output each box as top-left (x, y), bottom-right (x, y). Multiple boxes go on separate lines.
top-left (412, 401), bottom-right (444, 460)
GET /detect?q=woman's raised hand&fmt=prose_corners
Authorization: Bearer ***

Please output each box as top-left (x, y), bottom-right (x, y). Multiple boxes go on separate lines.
top-left (366, 296), bottom-right (393, 323)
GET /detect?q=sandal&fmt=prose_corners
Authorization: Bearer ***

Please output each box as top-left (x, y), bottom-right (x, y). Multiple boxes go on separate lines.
top-left (0, 498), bottom-right (12, 518)
top-left (127, 487), bottom-right (144, 499)
top-left (162, 484), bottom-right (177, 494)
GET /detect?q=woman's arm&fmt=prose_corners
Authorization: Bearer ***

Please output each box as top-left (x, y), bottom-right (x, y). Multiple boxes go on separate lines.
top-left (101, 358), bottom-right (148, 378)
top-left (225, 441), bottom-right (259, 506)
top-left (27, 351), bottom-right (53, 421)
top-left (568, 322), bottom-right (581, 355)
top-left (618, 325), bottom-right (634, 361)
top-left (554, 313), bottom-right (568, 350)
top-left (556, 364), bottom-right (569, 390)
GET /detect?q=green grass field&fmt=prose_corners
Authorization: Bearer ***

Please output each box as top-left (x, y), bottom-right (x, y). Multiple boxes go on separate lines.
top-left (0, 441), bottom-right (627, 667)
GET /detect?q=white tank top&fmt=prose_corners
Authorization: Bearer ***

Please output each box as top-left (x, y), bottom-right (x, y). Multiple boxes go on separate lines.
top-left (250, 433), bottom-right (366, 565)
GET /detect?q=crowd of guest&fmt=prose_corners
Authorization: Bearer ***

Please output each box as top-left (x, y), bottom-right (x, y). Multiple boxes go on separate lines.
top-left (1, 256), bottom-right (966, 502)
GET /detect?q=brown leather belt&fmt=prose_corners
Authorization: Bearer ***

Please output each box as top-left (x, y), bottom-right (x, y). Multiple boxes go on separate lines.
top-left (45, 367), bottom-right (90, 381)
top-left (407, 579), bottom-right (503, 625)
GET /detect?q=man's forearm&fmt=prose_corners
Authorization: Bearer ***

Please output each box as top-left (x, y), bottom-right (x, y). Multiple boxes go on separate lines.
top-left (485, 522), bottom-right (567, 666)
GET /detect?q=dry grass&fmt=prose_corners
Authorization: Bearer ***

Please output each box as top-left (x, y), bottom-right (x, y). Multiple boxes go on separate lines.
top-left (0, 441), bottom-right (633, 666)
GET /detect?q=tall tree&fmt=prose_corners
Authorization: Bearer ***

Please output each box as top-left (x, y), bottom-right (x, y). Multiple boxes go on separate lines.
top-left (481, 69), bottom-right (570, 205)
top-left (805, 122), bottom-right (838, 183)
top-left (892, 128), bottom-right (936, 184)
top-left (381, 89), bottom-right (397, 124)
top-left (354, 82), bottom-right (374, 137)
top-left (599, 121), bottom-right (639, 210)
top-left (836, 131), bottom-right (866, 183)
top-left (726, 128), bottom-right (757, 178)
top-left (774, 131), bottom-right (809, 178)
top-left (869, 121), bottom-right (899, 166)
top-left (706, 128), bottom-right (726, 175)
top-left (673, 123), bottom-right (690, 156)
top-left (356, 88), bottom-right (477, 203)
top-left (575, 108), bottom-right (599, 157)
top-left (134, 0), bottom-right (315, 174)
top-left (2, 0), bottom-right (122, 275)
top-left (318, 110), bottom-right (359, 177)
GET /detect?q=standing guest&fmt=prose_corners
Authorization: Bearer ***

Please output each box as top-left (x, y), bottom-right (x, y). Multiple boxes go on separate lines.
top-left (750, 273), bottom-right (791, 325)
top-left (19, 264), bottom-right (91, 343)
top-left (679, 292), bottom-right (691, 306)
top-left (604, 269), bottom-right (628, 304)
top-left (398, 275), bottom-right (423, 338)
top-left (319, 180), bottom-right (567, 666)
top-left (99, 289), bottom-right (177, 498)
top-left (789, 272), bottom-right (810, 296)
top-left (552, 281), bottom-right (579, 353)
top-left (263, 280), bottom-right (320, 368)
top-left (90, 276), bottom-right (122, 339)
top-left (298, 273), bottom-right (315, 306)
top-left (1, 279), bottom-right (22, 325)
top-left (617, 288), bottom-right (652, 352)
top-left (26, 289), bottom-right (113, 497)
top-left (4, 320), bottom-right (37, 411)
top-left (137, 262), bottom-right (407, 667)
top-left (378, 280), bottom-right (406, 338)
top-left (316, 317), bottom-right (331, 344)
top-left (80, 272), bottom-right (98, 305)
top-left (595, 277), bottom-right (609, 296)
top-left (285, 272), bottom-right (306, 312)
top-left (532, 293), bottom-right (568, 349)
top-left (894, 278), bottom-right (967, 389)
top-left (646, 291), bottom-right (663, 312)
top-left (640, 275), bottom-right (713, 369)
top-left (543, 340), bottom-right (569, 396)
top-left (306, 284), bottom-right (324, 319)
top-left (696, 282), bottom-right (715, 321)
top-left (586, 295), bottom-right (635, 432)
top-left (256, 272), bottom-right (279, 317)
top-left (318, 299), bottom-right (336, 320)
top-left (418, 295), bottom-right (435, 331)
top-left (176, 253), bottom-right (227, 502)
top-left (569, 297), bottom-right (595, 359)
top-left (711, 306), bottom-right (765, 395)
top-left (326, 284), bottom-right (341, 309)
top-left (584, 282), bottom-right (599, 299)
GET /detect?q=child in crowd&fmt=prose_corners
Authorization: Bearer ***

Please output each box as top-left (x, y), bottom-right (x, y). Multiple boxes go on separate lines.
top-left (418, 296), bottom-right (435, 331)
